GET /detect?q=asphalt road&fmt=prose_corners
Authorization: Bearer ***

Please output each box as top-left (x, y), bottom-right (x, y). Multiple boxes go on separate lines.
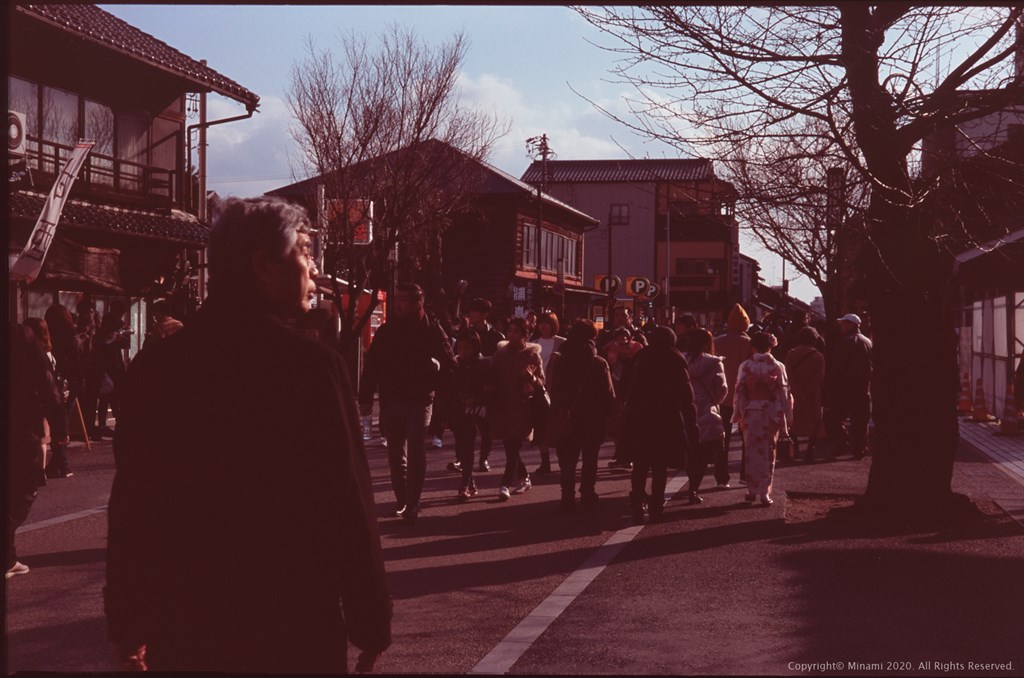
top-left (7, 425), bottom-right (1023, 676)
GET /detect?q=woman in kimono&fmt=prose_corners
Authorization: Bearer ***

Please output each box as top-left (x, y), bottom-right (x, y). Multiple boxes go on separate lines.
top-left (732, 331), bottom-right (793, 506)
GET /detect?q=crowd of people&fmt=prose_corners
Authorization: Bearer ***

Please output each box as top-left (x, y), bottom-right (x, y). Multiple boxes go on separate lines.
top-left (8, 297), bottom-right (187, 582)
top-left (8, 196), bottom-right (885, 673)
top-left (358, 279), bottom-right (875, 525)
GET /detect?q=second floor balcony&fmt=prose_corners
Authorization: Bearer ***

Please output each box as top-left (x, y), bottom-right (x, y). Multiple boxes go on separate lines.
top-left (11, 136), bottom-right (185, 213)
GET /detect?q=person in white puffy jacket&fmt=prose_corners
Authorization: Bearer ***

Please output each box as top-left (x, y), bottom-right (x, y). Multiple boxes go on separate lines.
top-left (685, 328), bottom-right (729, 505)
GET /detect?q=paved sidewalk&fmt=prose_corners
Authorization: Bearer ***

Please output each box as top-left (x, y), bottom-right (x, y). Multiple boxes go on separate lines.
top-left (957, 417), bottom-right (1024, 525)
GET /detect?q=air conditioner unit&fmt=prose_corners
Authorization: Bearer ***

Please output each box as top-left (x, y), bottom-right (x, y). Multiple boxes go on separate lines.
top-left (8, 110), bottom-right (27, 156)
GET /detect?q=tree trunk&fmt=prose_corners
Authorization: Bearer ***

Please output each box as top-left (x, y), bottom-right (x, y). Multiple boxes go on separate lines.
top-left (860, 202), bottom-right (962, 514)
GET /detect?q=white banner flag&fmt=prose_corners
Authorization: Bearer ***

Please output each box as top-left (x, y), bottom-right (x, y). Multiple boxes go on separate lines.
top-left (10, 140), bottom-right (95, 283)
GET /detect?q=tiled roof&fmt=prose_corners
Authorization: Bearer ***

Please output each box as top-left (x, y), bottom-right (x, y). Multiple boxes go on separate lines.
top-left (522, 158), bottom-right (714, 184)
top-left (267, 139), bottom-right (599, 226)
top-left (479, 160), bottom-right (599, 225)
top-left (10, 191), bottom-right (210, 246)
top-left (17, 4), bottom-right (259, 109)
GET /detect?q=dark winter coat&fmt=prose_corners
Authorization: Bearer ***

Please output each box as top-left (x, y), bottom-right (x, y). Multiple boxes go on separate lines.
top-left (437, 353), bottom-right (494, 424)
top-left (547, 339), bottom-right (616, 445)
top-left (624, 341), bottom-right (701, 466)
top-left (825, 330), bottom-right (872, 406)
top-left (105, 295), bottom-right (392, 673)
top-left (12, 324), bottom-right (66, 443)
top-left (358, 313), bottom-right (456, 408)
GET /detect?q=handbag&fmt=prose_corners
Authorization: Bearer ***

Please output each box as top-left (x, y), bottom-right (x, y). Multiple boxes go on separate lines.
top-left (776, 434), bottom-right (794, 462)
top-left (529, 386), bottom-right (551, 428)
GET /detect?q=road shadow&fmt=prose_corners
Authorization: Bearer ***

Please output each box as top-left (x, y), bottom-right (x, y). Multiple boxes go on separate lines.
top-left (782, 548), bottom-right (1024, 671)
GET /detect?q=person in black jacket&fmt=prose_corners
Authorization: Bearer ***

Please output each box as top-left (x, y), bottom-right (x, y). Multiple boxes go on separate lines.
top-left (359, 282), bottom-right (456, 522)
top-left (623, 326), bottom-right (701, 524)
top-left (823, 313), bottom-right (873, 459)
top-left (441, 329), bottom-right (494, 500)
top-left (105, 197), bottom-right (391, 673)
top-left (547, 320), bottom-right (616, 512)
top-left (8, 324), bottom-right (66, 580)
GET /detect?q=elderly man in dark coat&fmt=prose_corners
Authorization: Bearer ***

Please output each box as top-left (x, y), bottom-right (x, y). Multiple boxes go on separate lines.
top-left (105, 197), bottom-right (391, 673)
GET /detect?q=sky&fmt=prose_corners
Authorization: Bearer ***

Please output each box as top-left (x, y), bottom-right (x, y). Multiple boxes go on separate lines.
top-left (100, 4), bottom-right (819, 303)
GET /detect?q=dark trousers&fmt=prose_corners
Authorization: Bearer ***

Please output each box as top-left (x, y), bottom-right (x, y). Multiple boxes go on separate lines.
top-left (452, 415), bottom-right (480, 488)
top-left (824, 396), bottom-right (871, 456)
top-left (381, 398), bottom-right (432, 511)
top-left (500, 437), bottom-right (529, 488)
top-left (556, 434), bottom-right (602, 500)
top-left (7, 441), bottom-right (42, 569)
top-left (631, 457), bottom-right (668, 514)
top-left (478, 419), bottom-right (493, 463)
top-left (688, 438), bottom-right (725, 493)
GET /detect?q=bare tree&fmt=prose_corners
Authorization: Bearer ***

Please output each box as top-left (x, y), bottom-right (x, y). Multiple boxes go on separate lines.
top-left (287, 25), bottom-right (508, 359)
top-left (576, 5), bottom-right (1024, 513)
top-left (724, 118), bottom-right (870, 320)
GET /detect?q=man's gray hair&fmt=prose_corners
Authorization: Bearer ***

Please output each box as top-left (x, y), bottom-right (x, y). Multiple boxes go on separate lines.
top-left (207, 197), bottom-right (312, 296)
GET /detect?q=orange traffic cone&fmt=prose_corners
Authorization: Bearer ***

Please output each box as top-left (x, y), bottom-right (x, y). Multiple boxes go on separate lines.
top-left (972, 379), bottom-right (993, 422)
top-left (999, 384), bottom-right (1021, 435)
top-left (957, 373), bottom-right (973, 415)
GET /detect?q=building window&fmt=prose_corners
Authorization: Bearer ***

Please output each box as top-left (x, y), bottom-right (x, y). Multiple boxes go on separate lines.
top-left (85, 99), bottom-right (115, 186)
top-left (522, 222), bottom-right (538, 268)
top-left (40, 85), bottom-right (79, 172)
top-left (676, 258), bottom-right (707, 275)
top-left (542, 230), bottom-right (555, 271)
top-left (609, 204), bottom-right (630, 225)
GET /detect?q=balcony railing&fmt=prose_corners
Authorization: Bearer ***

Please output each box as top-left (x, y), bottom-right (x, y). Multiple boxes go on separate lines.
top-left (12, 136), bottom-right (179, 210)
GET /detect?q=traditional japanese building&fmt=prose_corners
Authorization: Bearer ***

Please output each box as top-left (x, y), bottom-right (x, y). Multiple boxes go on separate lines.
top-left (8, 3), bottom-right (258, 354)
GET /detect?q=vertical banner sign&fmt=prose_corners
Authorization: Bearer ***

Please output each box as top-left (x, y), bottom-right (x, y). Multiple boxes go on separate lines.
top-left (328, 198), bottom-right (374, 246)
top-left (10, 141), bottom-right (95, 283)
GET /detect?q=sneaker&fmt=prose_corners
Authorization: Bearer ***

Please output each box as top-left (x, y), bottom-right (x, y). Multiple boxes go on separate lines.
top-left (447, 461), bottom-right (463, 473)
top-left (402, 507), bottom-right (419, 522)
top-left (6, 562), bottom-right (29, 579)
top-left (512, 477), bottom-right (532, 494)
top-left (478, 460), bottom-right (490, 472)
top-left (467, 484), bottom-right (479, 497)
top-left (394, 505), bottom-right (408, 518)
top-left (458, 487), bottom-right (471, 501)
top-left (760, 495), bottom-right (774, 506)
top-left (498, 486), bottom-right (511, 501)
top-left (431, 436), bottom-right (443, 449)
top-left (717, 482), bottom-right (731, 489)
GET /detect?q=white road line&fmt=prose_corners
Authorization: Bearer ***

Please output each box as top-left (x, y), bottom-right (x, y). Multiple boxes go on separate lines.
top-left (16, 505), bottom-right (108, 534)
top-left (470, 471), bottom-right (690, 675)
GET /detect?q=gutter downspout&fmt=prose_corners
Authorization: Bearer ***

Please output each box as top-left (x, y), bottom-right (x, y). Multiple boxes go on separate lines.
top-left (185, 60), bottom-right (258, 305)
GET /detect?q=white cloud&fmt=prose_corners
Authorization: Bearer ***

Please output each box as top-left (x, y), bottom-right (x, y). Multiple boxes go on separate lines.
top-left (457, 72), bottom-right (682, 176)
top-left (203, 95), bottom-right (301, 198)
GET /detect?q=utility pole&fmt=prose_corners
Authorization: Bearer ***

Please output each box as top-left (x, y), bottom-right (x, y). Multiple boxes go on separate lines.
top-left (527, 134), bottom-right (553, 311)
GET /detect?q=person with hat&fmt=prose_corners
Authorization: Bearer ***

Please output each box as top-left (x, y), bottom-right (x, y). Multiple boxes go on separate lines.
top-left (715, 303), bottom-right (754, 486)
top-left (823, 313), bottom-right (873, 459)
